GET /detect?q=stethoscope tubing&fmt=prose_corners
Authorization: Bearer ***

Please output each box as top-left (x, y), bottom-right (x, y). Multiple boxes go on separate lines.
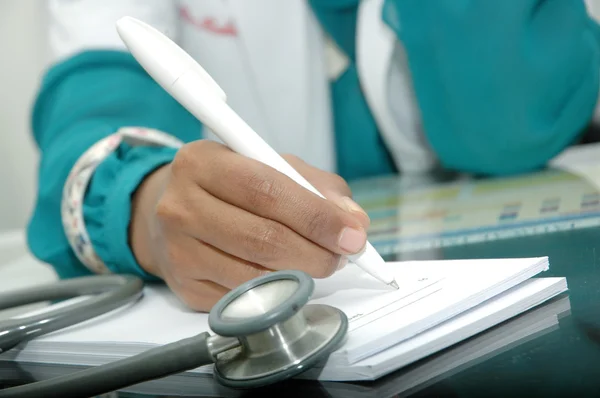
top-left (0, 274), bottom-right (224, 397)
top-left (0, 331), bottom-right (214, 398)
top-left (0, 275), bottom-right (143, 354)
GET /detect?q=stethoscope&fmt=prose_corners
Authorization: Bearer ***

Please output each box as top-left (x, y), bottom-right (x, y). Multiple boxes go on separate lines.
top-left (0, 270), bottom-right (348, 397)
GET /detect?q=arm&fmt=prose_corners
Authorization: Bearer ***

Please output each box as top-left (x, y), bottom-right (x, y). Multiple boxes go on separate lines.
top-left (383, 0), bottom-right (600, 175)
top-left (27, 0), bottom-right (201, 279)
top-left (584, 0), bottom-right (600, 124)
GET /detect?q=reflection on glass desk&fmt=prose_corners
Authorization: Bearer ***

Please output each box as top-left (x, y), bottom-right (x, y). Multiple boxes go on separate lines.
top-left (351, 162), bottom-right (600, 257)
top-left (4, 150), bottom-right (600, 397)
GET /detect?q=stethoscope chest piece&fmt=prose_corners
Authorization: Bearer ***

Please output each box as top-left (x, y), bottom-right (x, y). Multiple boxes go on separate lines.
top-left (208, 270), bottom-right (348, 388)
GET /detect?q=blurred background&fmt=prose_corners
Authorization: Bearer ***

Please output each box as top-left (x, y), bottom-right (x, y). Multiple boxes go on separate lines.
top-left (0, 1), bottom-right (52, 302)
top-left (1, 1), bottom-right (600, 234)
top-left (0, 1), bottom-right (48, 232)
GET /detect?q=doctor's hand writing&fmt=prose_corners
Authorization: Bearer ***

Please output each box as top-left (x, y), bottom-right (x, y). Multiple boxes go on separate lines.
top-left (129, 140), bottom-right (370, 311)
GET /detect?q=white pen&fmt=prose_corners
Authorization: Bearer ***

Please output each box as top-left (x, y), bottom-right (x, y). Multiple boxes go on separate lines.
top-left (115, 16), bottom-right (398, 290)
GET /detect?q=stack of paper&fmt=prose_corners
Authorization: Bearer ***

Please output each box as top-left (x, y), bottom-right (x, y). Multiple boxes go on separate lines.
top-left (320, 294), bottom-right (571, 397)
top-left (0, 255), bottom-right (567, 384)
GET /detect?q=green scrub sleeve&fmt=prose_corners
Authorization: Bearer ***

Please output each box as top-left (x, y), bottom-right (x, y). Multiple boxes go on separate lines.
top-left (383, 0), bottom-right (600, 175)
top-left (26, 50), bottom-right (201, 280)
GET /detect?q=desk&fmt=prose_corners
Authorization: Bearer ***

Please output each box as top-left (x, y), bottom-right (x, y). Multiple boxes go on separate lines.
top-left (3, 148), bottom-right (600, 397)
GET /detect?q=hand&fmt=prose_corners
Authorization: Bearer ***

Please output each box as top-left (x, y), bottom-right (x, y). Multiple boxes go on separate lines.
top-left (130, 140), bottom-right (370, 311)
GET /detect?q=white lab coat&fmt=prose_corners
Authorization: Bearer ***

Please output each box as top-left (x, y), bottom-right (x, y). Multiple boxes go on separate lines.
top-left (46, 0), bottom-right (600, 175)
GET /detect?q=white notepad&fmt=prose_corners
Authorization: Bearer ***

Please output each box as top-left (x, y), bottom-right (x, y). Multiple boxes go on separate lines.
top-left (320, 292), bottom-right (571, 397)
top-left (309, 276), bottom-right (567, 381)
top-left (322, 256), bottom-right (549, 364)
top-left (0, 255), bottom-right (563, 383)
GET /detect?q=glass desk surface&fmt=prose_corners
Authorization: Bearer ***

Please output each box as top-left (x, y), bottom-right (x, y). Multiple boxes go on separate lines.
top-left (3, 164), bottom-right (600, 397)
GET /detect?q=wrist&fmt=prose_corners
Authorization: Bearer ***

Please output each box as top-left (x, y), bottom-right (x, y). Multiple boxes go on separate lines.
top-left (130, 163), bottom-right (171, 278)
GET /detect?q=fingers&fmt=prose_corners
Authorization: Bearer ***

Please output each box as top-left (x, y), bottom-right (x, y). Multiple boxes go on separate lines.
top-left (169, 277), bottom-right (229, 313)
top-left (282, 154), bottom-right (352, 198)
top-left (182, 140), bottom-right (367, 256)
top-left (164, 234), bottom-right (270, 289)
top-left (156, 183), bottom-right (344, 278)
top-left (283, 154), bottom-right (370, 229)
top-left (162, 234), bottom-right (345, 312)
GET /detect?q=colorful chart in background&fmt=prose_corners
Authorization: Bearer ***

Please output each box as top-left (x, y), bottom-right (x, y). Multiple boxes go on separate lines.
top-left (350, 165), bottom-right (600, 255)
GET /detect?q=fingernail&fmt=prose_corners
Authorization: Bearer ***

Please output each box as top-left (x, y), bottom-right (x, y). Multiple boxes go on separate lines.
top-left (338, 227), bottom-right (367, 254)
top-left (337, 256), bottom-right (348, 271)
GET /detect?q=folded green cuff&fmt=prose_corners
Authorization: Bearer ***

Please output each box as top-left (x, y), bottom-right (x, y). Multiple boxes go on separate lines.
top-left (85, 145), bottom-right (177, 280)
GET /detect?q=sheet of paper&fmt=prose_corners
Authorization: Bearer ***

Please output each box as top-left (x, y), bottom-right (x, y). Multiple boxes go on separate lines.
top-left (11, 260), bottom-right (437, 348)
top-left (327, 257), bottom-right (549, 364)
top-left (319, 293), bottom-right (568, 395)
top-left (299, 277), bottom-right (568, 382)
top-left (311, 264), bottom-right (443, 330)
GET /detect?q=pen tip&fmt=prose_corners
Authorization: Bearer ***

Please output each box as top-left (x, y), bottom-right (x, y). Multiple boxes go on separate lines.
top-left (389, 280), bottom-right (399, 290)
